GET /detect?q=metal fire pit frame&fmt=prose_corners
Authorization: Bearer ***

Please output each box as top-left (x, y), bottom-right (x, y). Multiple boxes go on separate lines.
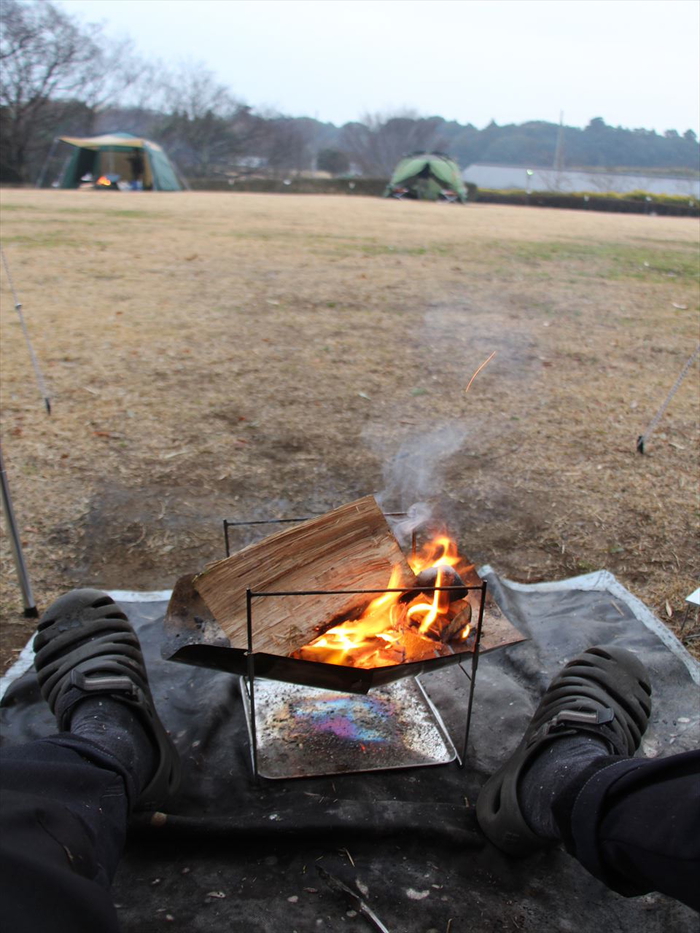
top-left (223, 514), bottom-right (418, 559)
top-left (163, 512), bottom-right (488, 780)
top-left (241, 579), bottom-right (486, 781)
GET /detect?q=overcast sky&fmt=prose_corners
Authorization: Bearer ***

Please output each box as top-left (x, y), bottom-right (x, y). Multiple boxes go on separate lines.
top-left (58, 0), bottom-right (700, 134)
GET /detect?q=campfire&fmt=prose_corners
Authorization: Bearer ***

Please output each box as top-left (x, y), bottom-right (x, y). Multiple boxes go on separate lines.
top-left (94, 174), bottom-right (119, 189)
top-left (290, 534), bottom-right (475, 669)
top-left (163, 496), bottom-right (526, 780)
top-left (164, 496), bottom-right (524, 694)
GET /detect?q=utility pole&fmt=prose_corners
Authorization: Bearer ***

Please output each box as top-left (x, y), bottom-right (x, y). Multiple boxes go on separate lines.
top-left (553, 111), bottom-right (565, 187)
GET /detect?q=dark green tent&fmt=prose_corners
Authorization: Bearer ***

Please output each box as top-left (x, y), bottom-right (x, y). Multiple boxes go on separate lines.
top-left (48, 133), bottom-right (183, 191)
top-left (384, 152), bottom-right (467, 203)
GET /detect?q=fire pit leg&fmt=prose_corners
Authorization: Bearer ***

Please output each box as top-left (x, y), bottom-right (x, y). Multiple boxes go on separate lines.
top-left (458, 580), bottom-right (486, 767)
top-left (245, 588), bottom-right (260, 783)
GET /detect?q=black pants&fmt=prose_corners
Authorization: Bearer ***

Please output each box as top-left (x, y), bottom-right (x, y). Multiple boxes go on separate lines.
top-left (0, 735), bottom-right (135, 933)
top-left (1, 740), bottom-right (698, 931)
top-left (553, 748), bottom-right (700, 911)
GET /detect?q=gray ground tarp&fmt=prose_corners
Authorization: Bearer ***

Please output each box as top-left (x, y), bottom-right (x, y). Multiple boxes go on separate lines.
top-left (1, 570), bottom-right (698, 932)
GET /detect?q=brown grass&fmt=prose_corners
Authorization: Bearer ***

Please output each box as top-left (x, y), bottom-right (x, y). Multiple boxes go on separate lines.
top-left (1, 190), bottom-right (698, 670)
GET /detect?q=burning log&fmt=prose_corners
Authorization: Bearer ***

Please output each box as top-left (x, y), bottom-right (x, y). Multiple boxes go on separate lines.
top-left (192, 496), bottom-right (417, 656)
top-left (286, 534), bottom-right (477, 668)
top-left (440, 602), bottom-right (472, 642)
top-left (401, 564), bottom-right (469, 603)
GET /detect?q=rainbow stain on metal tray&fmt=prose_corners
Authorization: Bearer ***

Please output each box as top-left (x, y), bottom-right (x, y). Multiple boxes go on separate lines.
top-left (295, 694), bottom-right (395, 744)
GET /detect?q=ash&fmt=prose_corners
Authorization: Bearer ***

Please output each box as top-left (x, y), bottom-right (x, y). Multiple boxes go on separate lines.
top-left (247, 677), bottom-right (455, 779)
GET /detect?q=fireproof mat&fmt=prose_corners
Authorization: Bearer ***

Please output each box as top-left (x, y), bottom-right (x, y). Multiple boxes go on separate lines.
top-left (241, 677), bottom-right (457, 779)
top-left (1, 569), bottom-right (699, 933)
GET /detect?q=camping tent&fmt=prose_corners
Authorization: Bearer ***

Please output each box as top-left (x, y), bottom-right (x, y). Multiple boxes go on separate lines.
top-left (44, 133), bottom-right (183, 191)
top-left (384, 152), bottom-right (468, 202)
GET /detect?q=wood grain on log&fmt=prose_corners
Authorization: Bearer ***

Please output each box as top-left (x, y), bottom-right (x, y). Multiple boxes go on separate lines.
top-left (193, 496), bottom-right (417, 655)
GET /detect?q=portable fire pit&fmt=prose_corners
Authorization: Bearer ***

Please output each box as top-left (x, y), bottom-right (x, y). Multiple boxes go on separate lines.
top-left (163, 496), bottom-right (525, 779)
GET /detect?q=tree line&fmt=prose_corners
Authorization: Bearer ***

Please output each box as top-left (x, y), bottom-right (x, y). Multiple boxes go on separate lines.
top-left (2, 0), bottom-right (698, 185)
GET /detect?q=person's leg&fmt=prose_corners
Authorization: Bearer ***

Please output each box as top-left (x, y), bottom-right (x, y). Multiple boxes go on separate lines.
top-left (476, 645), bottom-right (652, 855)
top-left (0, 736), bottom-right (131, 933)
top-left (0, 589), bottom-right (180, 932)
top-left (476, 646), bottom-right (700, 910)
top-left (552, 749), bottom-right (700, 911)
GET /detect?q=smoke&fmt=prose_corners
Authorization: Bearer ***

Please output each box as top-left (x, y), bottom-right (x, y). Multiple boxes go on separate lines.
top-left (375, 423), bottom-right (468, 545)
top-left (388, 501), bottom-right (433, 547)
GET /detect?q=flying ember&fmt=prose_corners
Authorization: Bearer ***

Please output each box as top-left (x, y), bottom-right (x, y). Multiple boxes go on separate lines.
top-left (291, 535), bottom-right (475, 669)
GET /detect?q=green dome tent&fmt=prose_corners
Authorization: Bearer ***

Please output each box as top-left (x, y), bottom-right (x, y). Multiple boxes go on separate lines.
top-left (44, 133), bottom-right (183, 191)
top-left (384, 152), bottom-right (467, 203)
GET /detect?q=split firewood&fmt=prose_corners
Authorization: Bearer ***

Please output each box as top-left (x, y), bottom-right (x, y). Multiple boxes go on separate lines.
top-left (192, 496), bottom-right (417, 656)
top-left (413, 599), bottom-right (471, 643)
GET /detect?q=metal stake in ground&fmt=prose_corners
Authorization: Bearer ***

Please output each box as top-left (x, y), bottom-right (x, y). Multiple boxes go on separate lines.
top-left (1, 244), bottom-right (50, 615)
top-left (637, 342), bottom-right (700, 454)
top-left (0, 441), bottom-right (37, 618)
top-left (0, 245), bottom-right (52, 415)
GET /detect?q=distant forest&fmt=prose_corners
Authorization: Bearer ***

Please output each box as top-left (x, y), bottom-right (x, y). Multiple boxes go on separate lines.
top-left (2, 0), bottom-right (699, 184)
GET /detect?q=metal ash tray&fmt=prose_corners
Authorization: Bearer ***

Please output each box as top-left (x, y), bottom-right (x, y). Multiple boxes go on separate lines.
top-left (241, 676), bottom-right (456, 780)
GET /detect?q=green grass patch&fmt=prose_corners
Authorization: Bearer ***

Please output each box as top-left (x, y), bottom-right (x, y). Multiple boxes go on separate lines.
top-left (218, 229), bottom-right (293, 242)
top-left (628, 236), bottom-right (698, 248)
top-left (55, 207), bottom-right (162, 220)
top-left (12, 216), bottom-right (102, 227)
top-left (220, 228), bottom-right (455, 258)
top-left (506, 240), bottom-right (699, 282)
top-left (2, 233), bottom-right (88, 249)
top-left (108, 209), bottom-right (156, 219)
top-left (316, 236), bottom-right (453, 259)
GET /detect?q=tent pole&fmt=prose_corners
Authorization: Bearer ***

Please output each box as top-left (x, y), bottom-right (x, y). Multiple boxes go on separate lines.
top-left (171, 158), bottom-right (191, 191)
top-left (56, 153), bottom-right (71, 188)
top-left (35, 137), bottom-right (59, 189)
top-left (0, 441), bottom-right (38, 618)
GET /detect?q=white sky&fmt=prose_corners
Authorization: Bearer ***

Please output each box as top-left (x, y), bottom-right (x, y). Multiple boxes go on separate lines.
top-left (58, 0), bottom-right (700, 134)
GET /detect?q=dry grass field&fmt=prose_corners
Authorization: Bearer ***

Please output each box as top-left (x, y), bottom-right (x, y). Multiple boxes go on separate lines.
top-left (1, 189), bottom-right (698, 670)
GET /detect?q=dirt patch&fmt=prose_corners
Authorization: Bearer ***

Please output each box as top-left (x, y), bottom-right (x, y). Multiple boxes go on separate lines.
top-left (1, 192), bottom-right (698, 671)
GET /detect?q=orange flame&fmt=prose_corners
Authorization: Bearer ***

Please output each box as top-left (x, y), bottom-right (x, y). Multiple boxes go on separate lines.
top-left (292, 534), bottom-right (474, 669)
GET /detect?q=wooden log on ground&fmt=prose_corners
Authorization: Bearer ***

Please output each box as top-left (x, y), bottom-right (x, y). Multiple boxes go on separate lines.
top-left (193, 496), bottom-right (417, 656)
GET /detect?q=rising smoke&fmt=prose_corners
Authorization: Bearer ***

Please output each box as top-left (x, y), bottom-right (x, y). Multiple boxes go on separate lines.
top-left (376, 423), bottom-right (468, 545)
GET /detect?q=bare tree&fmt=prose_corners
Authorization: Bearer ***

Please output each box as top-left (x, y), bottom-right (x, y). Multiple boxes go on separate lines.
top-left (535, 169), bottom-right (574, 193)
top-left (156, 62), bottom-right (265, 177)
top-left (584, 170), bottom-right (624, 193)
top-left (340, 111), bottom-right (447, 176)
top-left (259, 115), bottom-right (316, 177)
top-left (161, 60), bottom-right (235, 123)
top-left (0, 0), bottom-right (146, 180)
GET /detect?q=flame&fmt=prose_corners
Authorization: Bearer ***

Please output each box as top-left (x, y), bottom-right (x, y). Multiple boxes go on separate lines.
top-left (407, 565), bottom-right (449, 635)
top-left (96, 176), bottom-right (112, 187)
top-left (292, 534), bottom-right (474, 669)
